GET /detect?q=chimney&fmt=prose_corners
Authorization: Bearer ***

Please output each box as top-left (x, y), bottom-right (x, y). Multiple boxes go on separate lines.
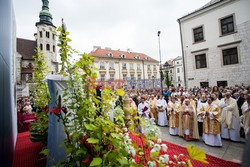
top-left (93, 45), bottom-right (101, 51)
top-left (105, 47), bottom-right (111, 50)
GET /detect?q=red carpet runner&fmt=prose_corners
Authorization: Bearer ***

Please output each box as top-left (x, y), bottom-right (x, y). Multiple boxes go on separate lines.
top-left (13, 132), bottom-right (46, 167)
top-left (130, 133), bottom-right (240, 167)
top-left (12, 132), bottom-right (240, 167)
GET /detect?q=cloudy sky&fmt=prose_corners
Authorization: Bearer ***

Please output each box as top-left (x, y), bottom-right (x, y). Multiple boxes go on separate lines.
top-left (13, 0), bottom-right (209, 62)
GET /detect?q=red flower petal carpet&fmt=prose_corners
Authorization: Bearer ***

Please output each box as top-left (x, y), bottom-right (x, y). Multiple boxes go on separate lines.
top-left (130, 133), bottom-right (240, 167)
top-left (13, 132), bottom-right (46, 167)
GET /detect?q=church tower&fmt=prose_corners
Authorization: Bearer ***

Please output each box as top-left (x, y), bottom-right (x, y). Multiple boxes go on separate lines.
top-left (35, 0), bottom-right (58, 74)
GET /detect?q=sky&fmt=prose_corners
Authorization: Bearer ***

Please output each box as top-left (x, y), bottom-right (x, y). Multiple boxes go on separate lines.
top-left (13, 0), bottom-right (210, 63)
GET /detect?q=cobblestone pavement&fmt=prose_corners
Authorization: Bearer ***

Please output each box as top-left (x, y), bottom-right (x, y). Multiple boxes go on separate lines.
top-left (159, 126), bottom-right (245, 163)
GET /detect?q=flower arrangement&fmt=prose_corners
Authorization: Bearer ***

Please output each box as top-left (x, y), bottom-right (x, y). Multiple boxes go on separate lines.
top-left (39, 26), bottom-right (208, 167)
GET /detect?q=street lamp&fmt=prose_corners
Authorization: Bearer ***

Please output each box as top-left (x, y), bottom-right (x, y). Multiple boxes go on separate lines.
top-left (157, 31), bottom-right (163, 94)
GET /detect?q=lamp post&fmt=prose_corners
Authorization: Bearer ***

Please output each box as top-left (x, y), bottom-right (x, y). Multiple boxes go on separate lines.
top-left (158, 31), bottom-right (163, 94)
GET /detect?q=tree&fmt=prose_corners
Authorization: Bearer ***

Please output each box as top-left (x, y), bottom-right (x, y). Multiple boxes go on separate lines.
top-left (164, 70), bottom-right (171, 88)
top-left (30, 48), bottom-right (50, 144)
top-left (32, 48), bottom-right (50, 107)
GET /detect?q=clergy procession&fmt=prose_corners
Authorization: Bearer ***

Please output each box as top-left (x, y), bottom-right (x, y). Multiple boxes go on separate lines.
top-left (126, 85), bottom-right (250, 147)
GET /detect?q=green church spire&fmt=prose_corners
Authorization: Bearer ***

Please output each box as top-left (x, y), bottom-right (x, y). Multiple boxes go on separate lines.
top-left (37, 0), bottom-right (53, 25)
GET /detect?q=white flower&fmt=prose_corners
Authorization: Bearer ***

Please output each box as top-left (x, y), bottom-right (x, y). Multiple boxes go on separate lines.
top-left (123, 127), bottom-right (128, 132)
top-left (180, 153), bottom-right (184, 157)
top-left (131, 149), bottom-right (136, 156)
top-left (159, 154), bottom-right (169, 163)
top-left (182, 161), bottom-right (186, 165)
top-left (153, 144), bottom-right (161, 152)
top-left (157, 138), bottom-right (162, 144)
top-left (147, 161), bottom-right (156, 167)
top-left (174, 155), bottom-right (177, 159)
top-left (162, 154), bottom-right (169, 163)
top-left (150, 149), bottom-right (156, 153)
top-left (169, 160), bottom-right (173, 164)
top-left (159, 156), bottom-right (165, 163)
top-left (149, 140), bottom-right (154, 147)
top-left (177, 162), bottom-right (181, 165)
top-left (161, 144), bottom-right (168, 152)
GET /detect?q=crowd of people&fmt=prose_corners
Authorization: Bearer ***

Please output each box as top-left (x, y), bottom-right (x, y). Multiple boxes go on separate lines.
top-left (17, 97), bottom-right (36, 132)
top-left (125, 85), bottom-right (250, 147)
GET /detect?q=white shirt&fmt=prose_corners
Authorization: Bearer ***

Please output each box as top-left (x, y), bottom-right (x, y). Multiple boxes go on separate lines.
top-left (156, 99), bottom-right (167, 110)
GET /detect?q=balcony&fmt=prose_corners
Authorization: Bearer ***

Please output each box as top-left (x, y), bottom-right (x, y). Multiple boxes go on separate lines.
top-left (137, 68), bottom-right (142, 73)
top-left (99, 67), bottom-right (106, 73)
top-left (130, 68), bottom-right (135, 73)
top-left (109, 67), bottom-right (115, 73)
top-left (122, 68), bottom-right (128, 73)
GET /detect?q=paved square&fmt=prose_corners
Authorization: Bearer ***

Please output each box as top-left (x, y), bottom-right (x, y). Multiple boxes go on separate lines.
top-left (159, 126), bottom-right (245, 163)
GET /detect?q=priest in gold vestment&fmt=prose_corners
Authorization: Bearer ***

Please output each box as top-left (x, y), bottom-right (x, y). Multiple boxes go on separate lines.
top-left (179, 99), bottom-right (199, 141)
top-left (149, 95), bottom-right (157, 123)
top-left (167, 97), bottom-right (181, 135)
top-left (200, 97), bottom-right (222, 146)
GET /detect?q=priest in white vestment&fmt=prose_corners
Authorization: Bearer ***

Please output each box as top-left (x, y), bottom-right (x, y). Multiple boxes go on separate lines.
top-left (241, 95), bottom-right (250, 138)
top-left (201, 97), bottom-right (222, 146)
top-left (156, 95), bottom-right (168, 126)
top-left (138, 97), bottom-right (150, 133)
top-left (220, 91), bottom-right (241, 142)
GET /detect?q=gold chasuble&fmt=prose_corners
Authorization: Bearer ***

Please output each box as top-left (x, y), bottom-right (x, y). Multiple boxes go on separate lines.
top-left (179, 103), bottom-right (199, 140)
top-left (200, 104), bottom-right (221, 135)
top-left (167, 102), bottom-right (181, 128)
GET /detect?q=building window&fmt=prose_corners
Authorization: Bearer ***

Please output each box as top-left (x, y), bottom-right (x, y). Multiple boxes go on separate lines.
top-left (40, 44), bottom-right (43, 51)
top-left (130, 63), bottom-right (134, 69)
top-left (148, 74), bottom-right (151, 79)
top-left (193, 26), bottom-right (204, 43)
top-left (222, 47), bottom-right (238, 65)
top-left (138, 74), bottom-right (141, 79)
top-left (100, 74), bottom-right (105, 81)
top-left (177, 68), bottom-right (180, 73)
top-left (130, 74), bottom-right (135, 80)
top-left (171, 76), bottom-right (173, 81)
top-left (53, 34), bottom-right (55, 40)
top-left (137, 64), bottom-right (141, 70)
top-left (200, 82), bottom-right (209, 88)
top-left (220, 15), bottom-right (235, 35)
top-left (195, 54), bottom-right (207, 69)
top-left (110, 74), bottom-right (115, 80)
top-left (53, 45), bottom-right (55, 52)
top-left (46, 31), bottom-right (50, 38)
top-left (177, 61), bottom-right (179, 64)
top-left (153, 65), bottom-right (156, 70)
top-left (170, 70), bottom-right (172, 73)
top-left (147, 65), bottom-right (151, 70)
top-left (217, 81), bottom-right (228, 87)
top-left (178, 76), bottom-right (181, 82)
top-left (100, 62), bottom-right (105, 69)
top-left (109, 62), bottom-right (114, 69)
top-left (46, 44), bottom-right (50, 51)
top-left (39, 31), bottom-right (43, 38)
top-left (122, 63), bottom-right (127, 70)
top-left (123, 74), bottom-right (127, 80)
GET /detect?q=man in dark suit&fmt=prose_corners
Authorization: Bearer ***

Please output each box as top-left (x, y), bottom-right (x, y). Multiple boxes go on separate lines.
top-left (234, 92), bottom-right (245, 138)
top-left (234, 92), bottom-right (245, 115)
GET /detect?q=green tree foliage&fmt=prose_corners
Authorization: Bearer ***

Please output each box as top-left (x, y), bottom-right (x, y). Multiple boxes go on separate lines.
top-left (30, 48), bottom-right (50, 144)
top-left (164, 70), bottom-right (171, 87)
top-left (33, 48), bottom-right (50, 108)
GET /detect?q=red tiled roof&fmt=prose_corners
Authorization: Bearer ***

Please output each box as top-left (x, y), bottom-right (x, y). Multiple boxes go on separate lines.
top-left (17, 38), bottom-right (37, 60)
top-left (89, 48), bottom-right (159, 63)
